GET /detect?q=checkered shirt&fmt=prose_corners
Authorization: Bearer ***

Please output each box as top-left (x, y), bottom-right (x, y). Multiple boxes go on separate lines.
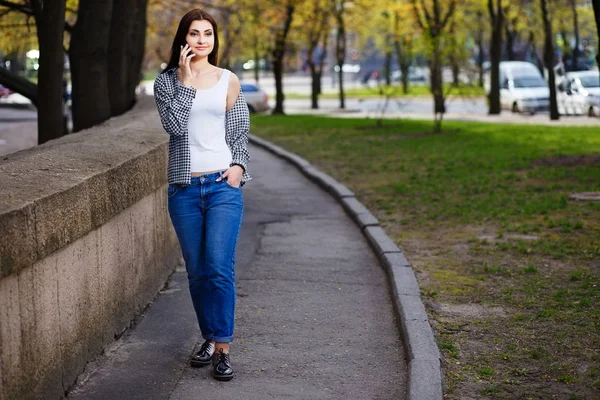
top-left (153, 68), bottom-right (252, 186)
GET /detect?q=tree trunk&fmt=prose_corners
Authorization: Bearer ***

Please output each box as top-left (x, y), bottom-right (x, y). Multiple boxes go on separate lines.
top-left (430, 41), bottom-right (445, 116)
top-left (560, 28), bottom-right (571, 69)
top-left (430, 42), bottom-right (445, 132)
top-left (411, 0), bottom-right (456, 129)
top-left (527, 32), bottom-right (545, 73)
top-left (307, 33), bottom-right (328, 109)
top-left (31, 0), bottom-right (67, 144)
top-left (306, 7), bottom-right (328, 110)
top-left (307, 33), bottom-right (318, 109)
top-left (254, 38), bottom-right (260, 84)
top-left (384, 46), bottom-right (392, 86)
top-left (250, 8), bottom-right (261, 84)
top-left (571, 0), bottom-right (580, 69)
top-left (393, 40), bottom-right (402, 90)
top-left (451, 59), bottom-right (460, 87)
top-left (317, 31), bottom-right (328, 96)
top-left (477, 13), bottom-right (485, 88)
top-left (107, 0), bottom-right (148, 117)
top-left (316, 70), bottom-right (323, 96)
top-left (401, 59), bottom-right (409, 93)
top-left (335, 16), bottom-right (346, 109)
top-left (309, 63), bottom-right (319, 109)
top-left (272, 58), bottom-right (284, 114)
top-left (393, 10), bottom-right (410, 94)
top-left (505, 27), bottom-right (515, 60)
top-left (449, 20), bottom-right (459, 87)
top-left (393, 39), bottom-right (408, 94)
top-left (69, 0), bottom-right (113, 132)
top-left (127, 0), bottom-right (147, 102)
top-left (541, 0), bottom-right (559, 120)
top-left (488, 0), bottom-right (503, 115)
top-left (384, 30), bottom-right (392, 86)
top-left (271, 4), bottom-right (295, 115)
top-left (505, 17), bottom-right (517, 61)
top-left (593, 0), bottom-right (600, 72)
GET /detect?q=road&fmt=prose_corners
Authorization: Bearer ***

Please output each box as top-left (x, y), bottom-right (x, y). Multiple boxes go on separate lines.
top-left (2, 73), bottom-right (598, 157)
top-left (282, 96), bottom-right (488, 115)
top-left (0, 106), bottom-right (37, 157)
top-left (145, 73), bottom-right (599, 121)
top-left (273, 97), bottom-right (598, 125)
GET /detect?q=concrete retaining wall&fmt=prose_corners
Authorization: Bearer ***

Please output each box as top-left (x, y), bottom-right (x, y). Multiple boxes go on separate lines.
top-left (0, 98), bottom-right (180, 399)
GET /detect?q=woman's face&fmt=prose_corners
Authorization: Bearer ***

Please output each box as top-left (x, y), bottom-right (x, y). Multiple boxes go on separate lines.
top-left (185, 19), bottom-right (215, 57)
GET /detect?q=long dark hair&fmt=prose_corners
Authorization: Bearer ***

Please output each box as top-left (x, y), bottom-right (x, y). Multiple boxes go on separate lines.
top-left (161, 9), bottom-right (219, 73)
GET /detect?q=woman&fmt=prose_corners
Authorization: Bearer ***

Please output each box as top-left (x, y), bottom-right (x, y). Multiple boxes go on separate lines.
top-left (153, 8), bottom-right (251, 382)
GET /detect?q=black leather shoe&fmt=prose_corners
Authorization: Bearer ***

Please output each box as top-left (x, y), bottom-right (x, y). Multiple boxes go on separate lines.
top-left (190, 340), bottom-right (215, 367)
top-left (212, 350), bottom-right (234, 381)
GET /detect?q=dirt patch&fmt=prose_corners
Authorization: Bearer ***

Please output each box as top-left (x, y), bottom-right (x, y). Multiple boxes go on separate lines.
top-left (356, 127), bottom-right (461, 139)
top-left (388, 223), bottom-right (600, 399)
top-left (533, 154), bottom-right (600, 167)
top-left (438, 303), bottom-right (507, 319)
top-left (477, 233), bottom-right (539, 243)
top-left (354, 124), bottom-right (408, 131)
top-left (569, 192), bottom-right (600, 201)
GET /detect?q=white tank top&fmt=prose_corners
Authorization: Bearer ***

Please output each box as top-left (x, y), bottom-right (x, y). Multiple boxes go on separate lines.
top-left (188, 69), bottom-right (232, 173)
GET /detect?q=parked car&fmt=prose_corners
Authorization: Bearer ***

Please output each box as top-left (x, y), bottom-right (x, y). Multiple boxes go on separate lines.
top-left (485, 61), bottom-right (549, 114)
top-left (0, 84), bottom-right (12, 98)
top-left (556, 71), bottom-right (600, 117)
top-left (241, 83), bottom-right (269, 113)
top-left (0, 84), bottom-right (31, 106)
top-left (392, 66), bottom-right (427, 83)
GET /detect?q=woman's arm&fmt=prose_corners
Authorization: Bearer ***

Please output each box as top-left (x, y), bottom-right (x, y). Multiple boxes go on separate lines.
top-left (225, 89), bottom-right (250, 173)
top-left (153, 72), bottom-right (196, 136)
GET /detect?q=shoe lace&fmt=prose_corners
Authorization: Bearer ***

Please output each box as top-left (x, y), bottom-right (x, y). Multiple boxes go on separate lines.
top-left (216, 351), bottom-right (230, 364)
top-left (200, 340), bottom-right (214, 354)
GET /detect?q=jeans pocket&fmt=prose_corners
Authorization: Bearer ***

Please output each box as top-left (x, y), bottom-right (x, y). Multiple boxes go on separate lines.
top-left (224, 179), bottom-right (241, 190)
top-left (167, 184), bottom-right (179, 198)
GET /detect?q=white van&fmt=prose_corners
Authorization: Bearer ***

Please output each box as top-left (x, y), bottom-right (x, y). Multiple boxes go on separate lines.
top-left (556, 71), bottom-right (600, 117)
top-left (486, 61), bottom-right (550, 114)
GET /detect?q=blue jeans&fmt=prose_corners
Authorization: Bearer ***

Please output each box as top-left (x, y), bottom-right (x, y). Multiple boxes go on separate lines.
top-left (167, 171), bottom-right (244, 343)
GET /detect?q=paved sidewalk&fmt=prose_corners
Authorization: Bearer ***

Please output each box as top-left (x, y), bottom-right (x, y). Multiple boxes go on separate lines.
top-left (67, 144), bottom-right (407, 399)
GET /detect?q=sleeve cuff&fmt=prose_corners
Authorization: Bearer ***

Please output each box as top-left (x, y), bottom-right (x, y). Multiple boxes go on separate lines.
top-left (176, 80), bottom-right (196, 100)
top-left (230, 162), bottom-right (247, 173)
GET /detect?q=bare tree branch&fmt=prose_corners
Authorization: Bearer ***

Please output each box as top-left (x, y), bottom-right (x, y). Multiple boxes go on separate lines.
top-left (440, 0), bottom-right (456, 30)
top-left (0, 0), bottom-right (32, 15)
top-left (419, 0), bottom-right (433, 31)
top-left (488, 0), bottom-right (496, 25)
top-left (0, 22), bottom-right (34, 27)
top-left (433, 0), bottom-right (440, 28)
top-left (0, 7), bottom-right (17, 17)
top-left (410, 0), bottom-right (426, 31)
top-left (152, 0), bottom-right (237, 14)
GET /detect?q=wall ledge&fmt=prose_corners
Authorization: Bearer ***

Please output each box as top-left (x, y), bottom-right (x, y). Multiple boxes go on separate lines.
top-left (0, 97), bottom-right (167, 279)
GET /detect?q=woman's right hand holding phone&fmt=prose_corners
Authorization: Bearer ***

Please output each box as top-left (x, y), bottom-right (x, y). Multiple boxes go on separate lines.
top-left (177, 44), bottom-right (195, 87)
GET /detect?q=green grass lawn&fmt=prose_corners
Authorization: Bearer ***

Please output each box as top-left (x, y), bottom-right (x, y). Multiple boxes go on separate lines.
top-left (250, 114), bottom-right (600, 399)
top-left (286, 83), bottom-right (485, 99)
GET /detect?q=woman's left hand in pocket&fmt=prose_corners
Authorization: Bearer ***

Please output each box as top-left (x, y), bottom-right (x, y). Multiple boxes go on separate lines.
top-left (217, 165), bottom-right (243, 187)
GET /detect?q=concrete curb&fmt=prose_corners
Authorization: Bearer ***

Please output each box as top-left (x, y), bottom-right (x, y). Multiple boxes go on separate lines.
top-left (248, 134), bottom-right (443, 400)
